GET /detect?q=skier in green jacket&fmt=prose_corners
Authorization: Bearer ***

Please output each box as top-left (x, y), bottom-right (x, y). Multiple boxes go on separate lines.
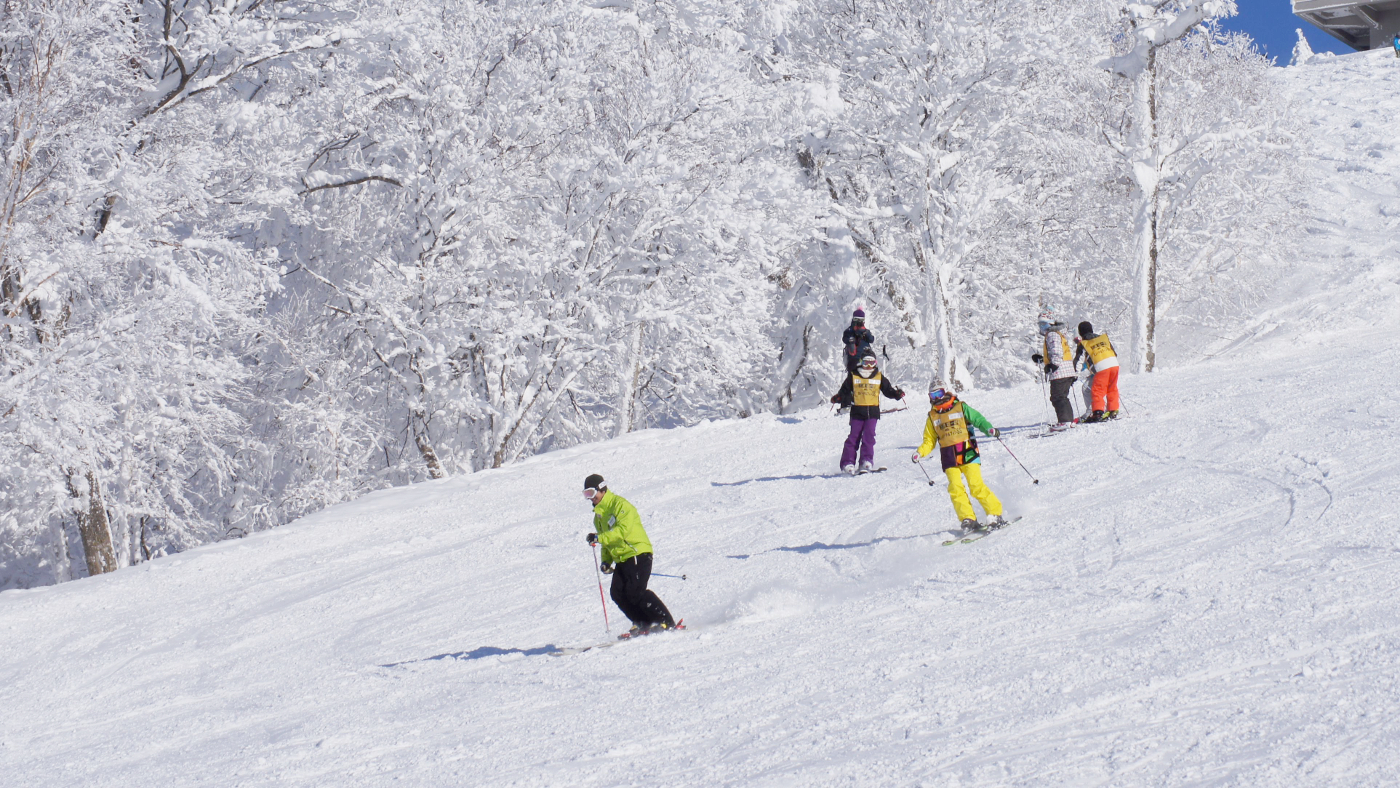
top-left (584, 474), bottom-right (677, 637)
top-left (911, 388), bottom-right (1007, 532)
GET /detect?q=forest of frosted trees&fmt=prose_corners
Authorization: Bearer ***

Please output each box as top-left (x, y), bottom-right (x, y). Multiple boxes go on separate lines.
top-left (0, 0), bottom-right (1301, 587)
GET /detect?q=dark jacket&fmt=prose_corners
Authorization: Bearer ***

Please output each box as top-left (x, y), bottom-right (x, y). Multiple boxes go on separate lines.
top-left (841, 326), bottom-right (875, 372)
top-left (833, 371), bottom-right (903, 420)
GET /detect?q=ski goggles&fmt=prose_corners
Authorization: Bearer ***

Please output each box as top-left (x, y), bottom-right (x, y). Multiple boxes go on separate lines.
top-left (859, 357), bottom-right (877, 368)
top-left (583, 487), bottom-right (599, 498)
top-left (929, 388), bottom-right (949, 402)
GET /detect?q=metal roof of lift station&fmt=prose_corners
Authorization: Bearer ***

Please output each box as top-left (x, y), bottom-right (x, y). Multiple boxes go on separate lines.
top-left (1294, 0), bottom-right (1400, 49)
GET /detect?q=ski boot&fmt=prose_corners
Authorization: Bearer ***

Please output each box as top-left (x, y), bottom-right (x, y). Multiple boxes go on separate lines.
top-left (1049, 421), bottom-right (1073, 432)
top-left (958, 518), bottom-right (982, 533)
top-left (1106, 409), bottom-right (1120, 420)
top-left (618, 624), bottom-right (646, 641)
top-left (843, 464), bottom-right (857, 476)
top-left (858, 460), bottom-right (874, 474)
top-left (984, 514), bottom-right (1007, 530)
top-left (1080, 410), bottom-right (1105, 424)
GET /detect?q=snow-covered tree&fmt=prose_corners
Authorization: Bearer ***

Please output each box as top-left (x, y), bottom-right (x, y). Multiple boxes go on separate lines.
top-left (1290, 28), bottom-right (1315, 67)
top-left (1100, 0), bottom-right (1238, 372)
top-left (273, 1), bottom-right (814, 478)
top-left (764, 0), bottom-right (1124, 396)
top-left (1143, 31), bottom-right (1304, 361)
top-left (1103, 8), bottom-right (1301, 370)
top-left (0, 0), bottom-right (1304, 588)
top-left (0, 0), bottom-right (348, 587)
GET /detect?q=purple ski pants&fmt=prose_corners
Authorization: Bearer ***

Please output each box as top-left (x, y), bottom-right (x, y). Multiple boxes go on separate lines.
top-left (840, 418), bottom-right (878, 468)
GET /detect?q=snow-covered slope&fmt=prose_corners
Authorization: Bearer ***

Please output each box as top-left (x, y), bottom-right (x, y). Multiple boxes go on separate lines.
top-left (2, 53), bottom-right (1399, 788)
top-left (1208, 49), bottom-right (1400, 356)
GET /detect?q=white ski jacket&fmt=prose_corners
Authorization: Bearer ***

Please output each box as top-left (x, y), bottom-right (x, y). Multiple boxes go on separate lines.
top-left (1041, 327), bottom-right (1078, 381)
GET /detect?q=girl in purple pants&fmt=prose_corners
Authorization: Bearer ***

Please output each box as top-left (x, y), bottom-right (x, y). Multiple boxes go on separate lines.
top-left (829, 353), bottom-right (905, 474)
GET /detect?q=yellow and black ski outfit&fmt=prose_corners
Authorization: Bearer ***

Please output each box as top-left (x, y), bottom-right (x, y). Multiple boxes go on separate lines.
top-left (912, 392), bottom-right (1004, 525)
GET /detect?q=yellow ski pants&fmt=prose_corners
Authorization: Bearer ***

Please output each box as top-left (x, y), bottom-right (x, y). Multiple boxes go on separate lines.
top-left (944, 463), bottom-right (1003, 521)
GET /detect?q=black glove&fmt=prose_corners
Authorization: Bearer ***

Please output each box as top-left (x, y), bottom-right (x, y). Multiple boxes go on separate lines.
top-left (600, 562), bottom-right (614, 574)
top-left (1031, 353), bottom-right (1043, 364)
top-left (894, 389), bottom-right (905, 399)
top-left (586, 532), bottom-right (598, 546)
top-left (1044, 363), bottom-right (1057, 375)
top-left (989, 428), bottom-right (1001, 438)
top-left (830, 394), bottom-right (840, 404)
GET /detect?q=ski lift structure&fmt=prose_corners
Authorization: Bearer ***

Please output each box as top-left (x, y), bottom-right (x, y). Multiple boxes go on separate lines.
top-left (1294, 0), bottom-right (1400, 50)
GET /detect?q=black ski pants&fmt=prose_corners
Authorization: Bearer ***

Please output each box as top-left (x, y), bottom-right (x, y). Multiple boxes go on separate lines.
top-left (610, 553), bottom-right (675, 628)
top-left (1049, 376), bottom-right (1076, 424)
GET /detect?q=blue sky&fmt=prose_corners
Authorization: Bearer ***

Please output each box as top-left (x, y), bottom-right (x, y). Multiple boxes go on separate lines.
top-left (1215, 0), bottom-right (1360, 63)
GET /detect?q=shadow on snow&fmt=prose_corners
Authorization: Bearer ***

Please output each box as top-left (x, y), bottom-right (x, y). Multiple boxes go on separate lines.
top-left (726, 531), bottom-right (951, 560)
top-left (381, 644), bottom-right (560, 667)
top-left (994, 423), bottom-right (1045, 435)
top-left (710, 473), bottom-right (846, 486)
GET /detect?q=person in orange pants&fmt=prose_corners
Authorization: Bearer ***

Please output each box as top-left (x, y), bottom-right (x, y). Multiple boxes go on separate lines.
top-left (1073, 321), bottom-right (1120, 422)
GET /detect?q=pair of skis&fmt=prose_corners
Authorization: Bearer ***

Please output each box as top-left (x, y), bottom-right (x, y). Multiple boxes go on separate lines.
top-left (549, 620), bottom-right (686, 657)
top-left (941, 516), bottom-right (1024, 546)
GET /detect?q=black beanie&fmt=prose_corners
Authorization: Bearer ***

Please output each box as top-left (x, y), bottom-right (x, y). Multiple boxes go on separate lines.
top-left (1078, 321), bottom-right (1093, 338)
top-left (584, 473), bottom-right (605, 491)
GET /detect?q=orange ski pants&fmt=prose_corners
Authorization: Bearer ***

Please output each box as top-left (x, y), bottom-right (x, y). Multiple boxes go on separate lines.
top-left (1091, 366), bottom-right (1121, 412)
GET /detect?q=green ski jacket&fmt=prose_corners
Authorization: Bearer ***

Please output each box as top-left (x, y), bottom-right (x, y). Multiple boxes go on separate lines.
top-left (592, 490), bottom-right (653, 564)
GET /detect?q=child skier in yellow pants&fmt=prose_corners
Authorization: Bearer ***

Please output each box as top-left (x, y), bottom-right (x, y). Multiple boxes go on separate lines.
top-left (911, 388), bottom-right (1006, 531)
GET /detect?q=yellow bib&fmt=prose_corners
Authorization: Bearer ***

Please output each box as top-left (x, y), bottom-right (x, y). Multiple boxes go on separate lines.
top-left (1044, 332), bottom-right (1072, 363)
top-left (852, 372), bottom-right (882, 407)
top-left (1082, 333), bottom-right (1115, 364)
top-left (932, 405), bottom-right (970, 447)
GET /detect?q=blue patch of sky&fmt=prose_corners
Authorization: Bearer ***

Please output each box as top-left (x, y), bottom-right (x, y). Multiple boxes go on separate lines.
top-left (1215, 0), bottom-right (1360, 65)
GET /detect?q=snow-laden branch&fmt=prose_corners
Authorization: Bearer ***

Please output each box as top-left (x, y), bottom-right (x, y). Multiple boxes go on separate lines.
top-left (299, 173), bottom-right (404, 196)
top-left (1100, 1), bottom-right (1237, 79)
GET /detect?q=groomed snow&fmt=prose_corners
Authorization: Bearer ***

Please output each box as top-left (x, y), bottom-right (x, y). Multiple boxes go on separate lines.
top-left (2, 50), bottom-right (1399, 788)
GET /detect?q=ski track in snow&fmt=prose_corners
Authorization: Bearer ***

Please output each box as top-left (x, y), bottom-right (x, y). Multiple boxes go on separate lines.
top-left (3, 53), bottom-right (1400, 788)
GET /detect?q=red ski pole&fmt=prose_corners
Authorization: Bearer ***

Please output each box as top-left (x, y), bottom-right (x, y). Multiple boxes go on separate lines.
top-left (590, 542), bottom-right (611, 634)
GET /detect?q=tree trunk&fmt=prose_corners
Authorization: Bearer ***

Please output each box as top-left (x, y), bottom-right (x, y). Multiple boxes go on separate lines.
top-left (1127, 49), bottom-right (1160, 373)
top-left (613, 321), bottom-right (645, 438)
top-left (69, 469), bottom-right (118, 577)
top-left (411, 410), bottom-right (445, 479)
top-left (926, 276), bottom-right (955, 389)
top-left (777, 324), bottom-right (812, 414)
top-left (916, 234), bottom-right (960, 392)
top-left (52, 517), bottom-right (73, 582)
